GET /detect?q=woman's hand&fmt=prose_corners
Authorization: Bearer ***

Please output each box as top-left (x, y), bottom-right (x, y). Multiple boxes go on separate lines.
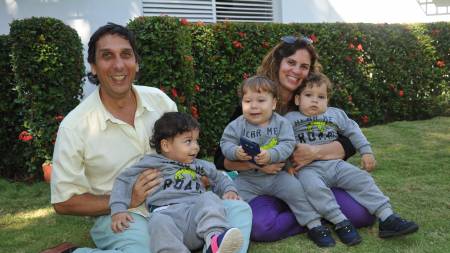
top-left (290, 143), bottom-right (319, 170)
top-left (361, 154), bottom-right (376, 172)
top-left (223, 191), bottom-right (240, 200)
top-left (130, 169), bottom-right (161, 208)
top-left (111, 212), bottom-right (134, 233)
top-left (236, 146), bottom-right (252, 161)
top-left (258, 162), bottom-right (285, 174)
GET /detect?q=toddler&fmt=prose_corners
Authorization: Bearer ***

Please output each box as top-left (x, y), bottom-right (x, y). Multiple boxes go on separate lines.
top-left (110, 112), bottom-right (244, 253)
top-left (284, 72), bottom-right (419, 246)
top-left (220, 76), bottom-right (326, 245)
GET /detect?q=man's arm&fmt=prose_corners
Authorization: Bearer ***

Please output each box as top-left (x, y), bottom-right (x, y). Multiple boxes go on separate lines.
top-left (53, 169), bottom-right (161, 216)
top-left (53, 193), bottom-right (110, 216)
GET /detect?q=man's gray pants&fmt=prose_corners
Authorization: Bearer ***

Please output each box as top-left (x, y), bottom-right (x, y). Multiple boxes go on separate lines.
top-left (297, 160), bottom-right (391, 222)
top-left (235, 170), bottom-right (321, 226)
top-left (148, 191), bottom-right (228, 253)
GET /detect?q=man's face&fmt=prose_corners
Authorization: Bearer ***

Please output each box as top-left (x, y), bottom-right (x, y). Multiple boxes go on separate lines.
top-left (295, 84), bottom-right (328, 116)
top-left (90, 34), bottom-right (138, 99)
top-left (163, 130), bottom-right (200, 164)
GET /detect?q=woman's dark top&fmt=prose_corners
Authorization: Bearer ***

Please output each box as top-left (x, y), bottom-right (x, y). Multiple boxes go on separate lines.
top-left (214, 105), bottom-right (357, 171)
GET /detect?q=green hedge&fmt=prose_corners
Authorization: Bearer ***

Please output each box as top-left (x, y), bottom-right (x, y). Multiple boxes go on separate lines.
top-left (8, 17), bottom-right (84, 180)
top-left (0, 35), bottom-right (29, 180)
top-left (128, 16), bottom-right (196, 114)
top-left (1, 17), bottom-right (448, 180)
top-left (127, 17), bottom-right (449, 155)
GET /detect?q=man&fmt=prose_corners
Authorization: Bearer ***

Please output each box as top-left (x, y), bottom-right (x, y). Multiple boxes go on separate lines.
top-left (43, 23), bottom-right (252, 253)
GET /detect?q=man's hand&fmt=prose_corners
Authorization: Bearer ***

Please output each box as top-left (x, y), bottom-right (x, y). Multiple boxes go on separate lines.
top-left (223, 191), bottom-right (240, 200)
top-left (258, 162), bottom-right (285, 174)
top-left (361, 154), bottom-right (376, 172)
top-left (130, 169), bottom-right (161, 208)
top-left (236, 146), bottom-right (252, 161)
top-left (290, 143), bottom-right (319, 170)
top-left (111, 212), bottom-right (134, 233)
top-left (255, 150), bottom-right (270, 165)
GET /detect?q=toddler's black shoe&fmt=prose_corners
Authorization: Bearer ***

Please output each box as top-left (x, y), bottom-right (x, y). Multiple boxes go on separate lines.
top-left (335, 220), bottom-right (362, 246)
top-left (307, 225), bottom-right (336, 247)
top-left (379, 214), bottom-right (419, 238)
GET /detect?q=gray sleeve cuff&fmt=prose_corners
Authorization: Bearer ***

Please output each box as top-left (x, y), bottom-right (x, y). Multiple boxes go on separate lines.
top-left (110, 203), bottom-right (129, 216)
top-left (359, 145), bottom-right (373, 155)
top-left (224, 185), bottom-right (238, 195)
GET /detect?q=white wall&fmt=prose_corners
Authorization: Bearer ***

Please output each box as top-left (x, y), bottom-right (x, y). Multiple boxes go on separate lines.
top-left (1, 0), bottom-right (449, 96)
top-left (1, 0), bottom-right (142, 96)
top-left (280, 0), bottom-right (450, 23)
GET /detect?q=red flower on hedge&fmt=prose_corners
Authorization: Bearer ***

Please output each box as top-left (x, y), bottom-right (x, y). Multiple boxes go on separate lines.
top-left (348, 43), bottom-right (355, 49)
top-left (171, 88), bottom-right (178, 98)
top-left (195, 21), bottom-right (205, 26)
top-left (232, 40), bottom-right (243, 49)
top-left (195, 84), bottom-right (201, 92)
top-left (345, 56), bottom-right (352, 62)
top-left (261, 41), bottom-right (270, 49)
top-left (309, 34), bottom-right (317, 43)
top-left (398, 89), bottom-right (404, 97)
top-left (18, 131), bottom-right (33, 142)
top-left (237, 31), bottom-right (246, 38)
top-left (360, 115), bottom-right (369, 124)
top-left (436, 60), bottom-right (445, 68)
top-left (184, 55), bottom-right (193, 62)
top-left (242, 72), bottom-right (249, 80)
top-left (55, 115), bottom-right (64, 121)
top-left (356, 44), bottom-right (363, 51)
top-left (191, 105), bottom-right (199, 119)
top-left (347, 95), bottom-right (352, 102)
top-left (180, 18), bottom-right (189, 26)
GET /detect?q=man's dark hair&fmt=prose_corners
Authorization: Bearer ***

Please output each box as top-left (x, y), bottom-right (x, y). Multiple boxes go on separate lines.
top-left (87, 22), bottom-right (140, 84)
top-left (150, 112), bottom-right (200, 154)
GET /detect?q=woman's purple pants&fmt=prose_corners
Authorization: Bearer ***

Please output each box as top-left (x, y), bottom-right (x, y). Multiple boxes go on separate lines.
top-left (249, 188), bottom-right (376, 242)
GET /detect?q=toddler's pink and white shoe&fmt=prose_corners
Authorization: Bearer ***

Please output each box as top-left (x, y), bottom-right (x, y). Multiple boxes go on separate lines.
top-left (205, 228), bottom-right (243, 253)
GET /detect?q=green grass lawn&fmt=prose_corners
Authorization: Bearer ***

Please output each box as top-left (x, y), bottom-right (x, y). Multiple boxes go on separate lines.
top-left (1, 117), bottom-right (449, 253)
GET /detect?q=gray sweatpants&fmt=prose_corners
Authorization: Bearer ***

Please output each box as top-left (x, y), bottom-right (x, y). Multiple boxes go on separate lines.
top-left (148, 191), bottom-right (228, 253)
top-left (297, 160), bottom-right (391, 223)
top-left (235, 170), bottom-right (321, 226)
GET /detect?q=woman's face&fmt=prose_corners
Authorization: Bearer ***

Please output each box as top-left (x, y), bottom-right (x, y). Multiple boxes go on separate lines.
top-left (278, 49), bottom-right (311, 94)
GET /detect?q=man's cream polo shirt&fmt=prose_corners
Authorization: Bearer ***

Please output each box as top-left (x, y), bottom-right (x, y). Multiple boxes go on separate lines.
top-left (51, 85), bottom-right (177, 208)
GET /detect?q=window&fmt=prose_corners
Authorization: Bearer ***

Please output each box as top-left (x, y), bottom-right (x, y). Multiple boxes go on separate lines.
top-left (417, 0), bottom-right (450, 15)
top-left (142, 0), bottom-right (273, 22)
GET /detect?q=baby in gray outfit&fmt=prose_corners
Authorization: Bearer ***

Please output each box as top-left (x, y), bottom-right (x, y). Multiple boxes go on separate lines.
top-left (110, 112), bottom-right (244, 253)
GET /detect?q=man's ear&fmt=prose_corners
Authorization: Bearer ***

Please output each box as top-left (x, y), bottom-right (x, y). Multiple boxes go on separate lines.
top-left (294, 94), bottom-right (301, 106)
top-left (90, 64), bottom-right (97, 75)
top-left (160, 139), bottom-right (170, 153)
top-left (136, 63), bottom-right (139, 73)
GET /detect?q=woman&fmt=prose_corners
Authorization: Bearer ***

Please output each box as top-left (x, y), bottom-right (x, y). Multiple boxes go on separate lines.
top-left (214, 36), bottom-right (375, 242)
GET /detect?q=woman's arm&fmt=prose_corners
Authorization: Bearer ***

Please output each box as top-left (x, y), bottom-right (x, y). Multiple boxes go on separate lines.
top-left (223, 158), bottom-right (258, 172)
top-left (291, 135), bottom-right (356, 170)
